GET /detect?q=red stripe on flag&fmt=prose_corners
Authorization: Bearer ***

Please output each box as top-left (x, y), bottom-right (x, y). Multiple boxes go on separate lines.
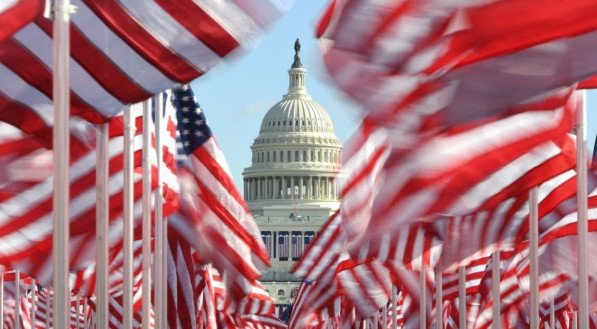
top-left (82, 0), bottom-right (202, 82)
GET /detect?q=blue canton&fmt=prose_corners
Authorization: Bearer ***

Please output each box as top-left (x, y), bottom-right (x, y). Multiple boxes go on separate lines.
top-left (171, 84), bottom-right (212, 155)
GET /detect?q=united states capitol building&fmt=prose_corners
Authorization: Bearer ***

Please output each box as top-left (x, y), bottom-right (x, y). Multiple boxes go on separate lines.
top-left (242, 40), bottom-right (342, 314)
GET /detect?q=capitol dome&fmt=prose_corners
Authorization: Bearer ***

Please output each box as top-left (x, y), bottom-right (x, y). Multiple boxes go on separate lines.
top-left (259, 94), bottom-right (336, 135)
top-left (242, 40), bottom-right (342, 215)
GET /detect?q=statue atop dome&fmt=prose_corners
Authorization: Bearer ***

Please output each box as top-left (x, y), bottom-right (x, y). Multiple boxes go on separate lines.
top-left (291, 38), bottom-right (303, 68)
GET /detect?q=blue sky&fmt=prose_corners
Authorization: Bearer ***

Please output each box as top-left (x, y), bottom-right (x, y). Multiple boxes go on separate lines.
top-left (191, 2), bottom-right (597, 191)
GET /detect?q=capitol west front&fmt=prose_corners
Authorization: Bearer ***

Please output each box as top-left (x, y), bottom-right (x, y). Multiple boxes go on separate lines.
top-left (242, 40), bottom-right (343, 313)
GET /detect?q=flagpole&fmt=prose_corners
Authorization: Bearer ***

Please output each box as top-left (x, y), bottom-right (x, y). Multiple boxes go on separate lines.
top-left (549, 299), bottom-right (555, 329)
top-left (159, 93), bottom-right (169, 329)
top-left (123, 105), bottom-right (135, 329)
top-left (82, 297), bottom-right (88, 329)
top-left (492, 251), bottom-right (500, 329)
top-left (15, 271), bottom-right (20, 329)
top-left (30, 280), bottom-right (36, 328)
top-left (154, 93), bottom-right (164, 329)
top-left (391, 285), bottom-right (397, 329)
top-left (577, 89), bottom-right (589, 329)
top-left (458, 266), bottom-right (466, 329)
top-left (96, 122), bottom-right (109, 329)
top-left (435, 270), bottom-right (442, 329)
top-left (419, 268), bottom-right (426, 329)
top-left (142, 98), bottom-right (152, 329)
top-left (529, 187), bottom-right (539, 329)
top-left (52, 0), bottom-right (72, 327)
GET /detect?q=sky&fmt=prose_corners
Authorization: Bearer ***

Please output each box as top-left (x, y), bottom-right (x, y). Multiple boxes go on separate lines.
top-left (191, 2), bottom-right (597, 192)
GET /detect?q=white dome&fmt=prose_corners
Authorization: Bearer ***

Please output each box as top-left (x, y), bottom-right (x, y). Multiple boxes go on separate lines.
top-left (242, 42), bottom-right (343, 214)
top-left (259, 95), bottom-right (335, 134)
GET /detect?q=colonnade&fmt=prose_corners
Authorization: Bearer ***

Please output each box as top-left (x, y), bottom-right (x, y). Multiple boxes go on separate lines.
top-left (244, 175), bottom-right (338, 201)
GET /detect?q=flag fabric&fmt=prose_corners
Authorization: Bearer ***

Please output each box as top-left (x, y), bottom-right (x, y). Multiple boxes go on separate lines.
top-left (277, 232), bottom-right (289, 261)
top-left (293, 118), bottom-right (390, 283)
top-left (262, 231), bottom-right (273, 259)
top-left (0, 0), bottom-right (287, 144)
top-left (167, 84), bottom-right (270, 298)
top-left (317, 0), bottom-right (597, 137)
top-left (442, 255), bottom-right (491, 301)
top-left (349, 106), bottom-right (577, 267)
top-left (166, 232), bottom-right (198, 329)
top-left (336, 258), bottom-right (392, 318)
top-left (0, 105), bottom-right (153, 285)
top-left (288, 266), bottom-right (345, 328)
top-left (291, 232), bottom-right (302, 260)
top-left (198, 264), bottom-right (283, 329)
top-left (292, 210), bottom-right (343, 282)
top-left (0, 0), bottom-right (41, 43)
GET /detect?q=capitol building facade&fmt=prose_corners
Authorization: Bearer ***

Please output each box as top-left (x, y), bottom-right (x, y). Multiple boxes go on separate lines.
top-left (242, 40), bottom-right (342, 313)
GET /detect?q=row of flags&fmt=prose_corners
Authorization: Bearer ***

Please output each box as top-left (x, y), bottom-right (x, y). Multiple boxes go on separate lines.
top-left (0, 0), bottom-right (289, 327)
top-left (3, 0), bottom-right (597, 328)
top-left (284, 0), bottom-right (597, 328)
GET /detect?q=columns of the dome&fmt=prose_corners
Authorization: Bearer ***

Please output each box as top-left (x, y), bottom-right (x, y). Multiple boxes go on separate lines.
top-left (270, 177), bottom-right (274, 199)
top-left (307, 177), bottom-right (312, 199)
top-left (288, 69), bottom-right (306, 94)
top-left (299, 176), bottom-right (304, 199)
top-left (258, 178), bottom-right (263, 200)
top-left (248, 179), bottom-right (252, 200)
top-left (290, 176), bottom-right (295, 199)
top-left (333, 178), bottom-right (337, 199)
top-left (274, 177), bottom-right (278, 199)
top-left (267, 177), bottom-right (271, 199)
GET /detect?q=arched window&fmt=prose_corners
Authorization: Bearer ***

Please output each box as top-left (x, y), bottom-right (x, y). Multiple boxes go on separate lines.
top-left (278, 289), bottom-right (285, 296)
top-left (280, 151), bottom-right (284, 162)
top-left (295, 150), bottom-right (299, 161)
top-left (311, 150), bottom-right (315, 162)
top-left (273, 152), bottom-right (277, 162)
top-left (287, 151), bottom-right (291, 161)
top-left (267, 152), bottom-right (270, 162)
top-left (303, 150), bottom-right (307, 162)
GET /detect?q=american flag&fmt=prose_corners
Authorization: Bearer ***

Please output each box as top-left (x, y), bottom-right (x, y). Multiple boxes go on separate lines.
top-left (291, 232), bottom-right (302, 260)
top-left (336, 258), bottom-right (392, 318)
top-left (0, 0), bottom-right (286, 140)
top-left (167, 84), bottom-right (270, 293)
top-left (317, 0), bottom-right (597, 137)
top-left (0, 106), bottom-right (155, 285)
top-left (262, 231), bottom-right (273, 259)
top-left (166, 232), bottom-right (198, 329)
top-left (278, 232), bottom-right (289, 260)
top-left (0, 0), bottom-right (40, 43)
